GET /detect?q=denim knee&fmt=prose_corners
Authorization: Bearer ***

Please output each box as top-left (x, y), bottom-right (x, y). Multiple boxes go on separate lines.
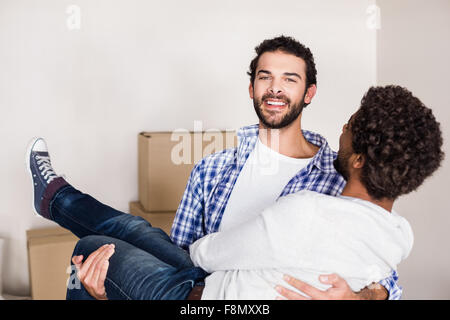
top-left (72, 235), bottom-right (114, 258)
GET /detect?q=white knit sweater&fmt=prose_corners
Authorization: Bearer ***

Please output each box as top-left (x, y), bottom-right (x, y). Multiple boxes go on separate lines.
top-left (189, 190), bottom-right (413, 300)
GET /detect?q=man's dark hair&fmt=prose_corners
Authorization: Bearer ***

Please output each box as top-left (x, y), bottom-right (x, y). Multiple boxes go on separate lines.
top-left (351, 85), bottom-right (444, 200)
top-left (247, 35), bottom-right (317, 89)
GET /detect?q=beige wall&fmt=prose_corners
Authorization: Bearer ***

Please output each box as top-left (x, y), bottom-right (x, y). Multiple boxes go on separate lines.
top-left (0, 0), bottom-right (377, 296)
top-left (377, 0), bottom-right (450, 299)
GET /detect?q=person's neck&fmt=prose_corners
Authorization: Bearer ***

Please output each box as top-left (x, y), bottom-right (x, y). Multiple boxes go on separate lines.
top-left (258, 119), bottom-right (319, 159)
top-left (341, 178), bottom-right (394, 213)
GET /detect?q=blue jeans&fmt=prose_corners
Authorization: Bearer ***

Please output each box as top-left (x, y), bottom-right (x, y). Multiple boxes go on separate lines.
top-left (48, 184), bottom-right (207, 300)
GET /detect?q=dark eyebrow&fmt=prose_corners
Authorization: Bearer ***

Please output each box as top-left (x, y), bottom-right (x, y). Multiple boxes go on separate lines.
top-left (257, 70), bottom-right (302, 80)
top-left (257, 70), bottom-right (272, 75)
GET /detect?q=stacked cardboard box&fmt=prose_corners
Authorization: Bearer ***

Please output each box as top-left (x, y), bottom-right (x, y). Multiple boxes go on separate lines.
top-left (130, 130), bottom-right (237, 234)
top-left (27, 227), bottom-right (78, 300)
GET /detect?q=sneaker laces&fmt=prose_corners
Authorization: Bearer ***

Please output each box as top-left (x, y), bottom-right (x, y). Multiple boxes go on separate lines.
top-left (36, 155), bottom-right (59, 184)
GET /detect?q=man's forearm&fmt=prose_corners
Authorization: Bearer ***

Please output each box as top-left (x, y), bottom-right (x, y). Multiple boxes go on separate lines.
top-left (357, 283), bottom-right (388, 300)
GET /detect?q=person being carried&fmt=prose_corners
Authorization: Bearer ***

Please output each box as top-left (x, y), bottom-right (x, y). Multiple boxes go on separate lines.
top-left (26, 85), bottom-right (444, 300)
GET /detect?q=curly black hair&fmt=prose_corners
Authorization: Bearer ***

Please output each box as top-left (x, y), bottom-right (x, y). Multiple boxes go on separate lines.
top-left (247, 35), bottom-right (317, 89)
top-left (351, 85), bottom-right (444, 200)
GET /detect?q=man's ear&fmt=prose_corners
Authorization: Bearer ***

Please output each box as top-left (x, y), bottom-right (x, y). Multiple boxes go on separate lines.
top-left (249, 82), bottom-right (254, 99)
top-left (352, 154), bottom-right (365, 169)
top-left (304, 84), bottom-right (317, 105)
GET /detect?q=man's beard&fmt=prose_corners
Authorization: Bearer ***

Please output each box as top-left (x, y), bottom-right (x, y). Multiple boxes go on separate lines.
top-left (253, 93), bottom-right (306, 129)
top-left (333, 150), bottom-right (352, 180)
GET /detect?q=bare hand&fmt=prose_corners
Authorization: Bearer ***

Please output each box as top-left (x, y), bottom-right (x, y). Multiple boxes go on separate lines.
top-left (275, 274), bottom-right (360, 300)
top-left (72, 243), bottom-right (115, 300)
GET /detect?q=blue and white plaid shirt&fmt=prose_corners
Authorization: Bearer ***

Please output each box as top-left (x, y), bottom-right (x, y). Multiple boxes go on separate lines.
top-left (170, 124), bottom-right (402, 299)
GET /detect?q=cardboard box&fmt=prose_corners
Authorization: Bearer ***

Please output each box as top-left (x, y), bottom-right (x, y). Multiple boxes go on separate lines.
top-left (138, 130), bottom-right (236, 212)
top-left (129, 201), bottom-right (176, 235)
top-left (27, 227), bottom-right (78, 300)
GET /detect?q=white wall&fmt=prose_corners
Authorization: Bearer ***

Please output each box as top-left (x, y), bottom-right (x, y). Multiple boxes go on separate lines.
top-left (377, 0), bottom-right (450, 299)
top-left (0, 0), bottom-right (377, 295)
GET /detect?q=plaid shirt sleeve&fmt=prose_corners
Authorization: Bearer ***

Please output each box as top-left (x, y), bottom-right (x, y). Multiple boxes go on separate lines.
top-left (379, 270), bottom-right (402, 300)
top-left (170, 160), bottom-right (206, 251)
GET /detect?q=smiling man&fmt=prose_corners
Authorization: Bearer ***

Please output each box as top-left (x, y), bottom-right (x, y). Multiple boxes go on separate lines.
top-left (170, 36), bottom-right (400, 299)
top-left (252, 52), bottom-right (313, 130)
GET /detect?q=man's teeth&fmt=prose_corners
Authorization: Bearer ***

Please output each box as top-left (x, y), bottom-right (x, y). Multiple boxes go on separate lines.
top-left (267, 101), bottom-right (286, 106)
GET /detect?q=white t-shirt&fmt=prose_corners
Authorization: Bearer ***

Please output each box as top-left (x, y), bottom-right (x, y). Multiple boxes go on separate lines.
top-left (219, 138), bottom-right (312, 231)
top-left (189, 190), bottom-right (413, 300)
